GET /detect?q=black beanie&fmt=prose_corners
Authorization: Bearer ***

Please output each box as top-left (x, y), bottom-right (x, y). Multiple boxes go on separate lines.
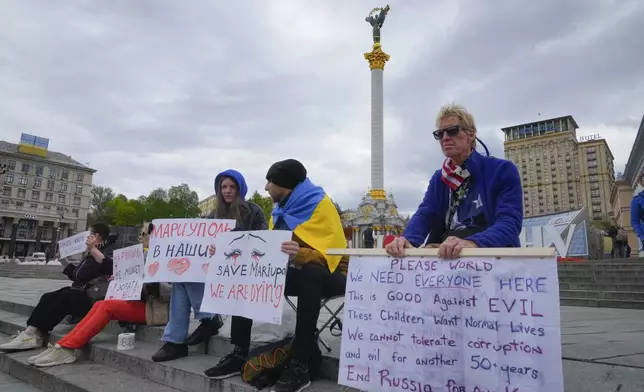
top-left (266, 159), bottom-right (307, 190)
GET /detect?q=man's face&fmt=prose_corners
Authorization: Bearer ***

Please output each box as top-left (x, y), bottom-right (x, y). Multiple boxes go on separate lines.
top-left (437, 115), bottom-right (474, 160)
top-left (220, 177), bottom-right (238, 203)
top-left (265, 181), bottom-right (288, 203)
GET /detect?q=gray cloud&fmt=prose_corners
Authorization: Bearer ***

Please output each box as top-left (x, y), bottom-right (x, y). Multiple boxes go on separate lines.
top-left (0, 0), bottom-right (641, 216)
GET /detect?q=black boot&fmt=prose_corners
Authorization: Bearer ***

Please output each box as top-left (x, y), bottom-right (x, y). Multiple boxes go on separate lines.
top-left (270, 359), bottom-right (311, 392)
top-left (186, 315), bottom-right (223, 346)
top-left (204, 346), bottom-right (248, 379)
top-left (151, 342), bottom-right (188, 362)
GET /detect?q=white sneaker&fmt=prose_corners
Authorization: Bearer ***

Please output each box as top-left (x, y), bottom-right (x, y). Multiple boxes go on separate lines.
top-left (28, 343), bottom-right (55, 365)
top-left (0, 331), bottom-right (43, 351)
top-left (34, 346), bottom-right (76, 367)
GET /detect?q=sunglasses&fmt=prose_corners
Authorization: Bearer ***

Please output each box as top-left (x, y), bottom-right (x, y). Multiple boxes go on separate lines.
top-left (139, 232), bottom-right (148, 237)
top-left (433, 125), bottom-right (464, 140)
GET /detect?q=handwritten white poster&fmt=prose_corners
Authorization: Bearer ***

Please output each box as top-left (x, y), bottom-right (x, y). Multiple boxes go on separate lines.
top-left (106, 244), bottom-right (145, 301)
top-left (200, 230), bottom-right (293, 324)
top-left (58, 231), bottom-right (89, 259)
top-left (339, 255), bottom-right (563, 392)
top-left (144, 218), bottom-right (236, 283)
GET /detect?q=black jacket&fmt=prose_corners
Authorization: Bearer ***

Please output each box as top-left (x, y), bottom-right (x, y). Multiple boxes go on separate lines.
top-left (206, 201), bottom-right (268, 231)
top-left (62, 242), bottom-right (115, 289)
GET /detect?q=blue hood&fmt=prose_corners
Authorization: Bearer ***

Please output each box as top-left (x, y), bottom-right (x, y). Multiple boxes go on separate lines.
top-left (214, 169), bottom-right (248, 199)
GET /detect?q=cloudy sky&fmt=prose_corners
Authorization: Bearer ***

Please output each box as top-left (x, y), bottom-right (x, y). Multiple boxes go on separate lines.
top-left (1, 0), bottom-right (642, 215)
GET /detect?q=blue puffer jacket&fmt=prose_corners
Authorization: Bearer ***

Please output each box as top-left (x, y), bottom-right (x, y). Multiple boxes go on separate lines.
top-left (631, 190), bottom-right (644, 241)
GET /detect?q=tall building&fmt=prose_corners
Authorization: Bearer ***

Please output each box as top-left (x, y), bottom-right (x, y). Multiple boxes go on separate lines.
top-left (198, 194), bottom-right (216, 217)
top-left (612, 114), bottom-right (644, 254)
top-left (503, 115), bottom-right (615, 221)
top-left (0, 134), bottom-right (95, 258)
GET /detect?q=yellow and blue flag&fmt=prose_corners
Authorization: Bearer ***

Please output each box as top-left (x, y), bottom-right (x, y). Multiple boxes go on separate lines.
top-left (269, 178), bottom-right (347, 273)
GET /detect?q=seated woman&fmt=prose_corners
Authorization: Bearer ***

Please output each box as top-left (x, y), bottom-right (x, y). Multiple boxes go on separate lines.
top-left (151, 169), bottom-right (267, 362)
top-left (386, 103), bottom-right (523, 258)
top-left (0, 223), bottom-right (114, 352)
top-left (26, 222), bottom-right (170, 367)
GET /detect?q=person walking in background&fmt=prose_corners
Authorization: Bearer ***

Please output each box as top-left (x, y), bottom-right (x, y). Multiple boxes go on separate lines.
top-left (151, 169), bottom-right (267, 362)
top-left (631, 172), bottom-right (644, 257)
top-left (386, 103), bottom-right (523, 259)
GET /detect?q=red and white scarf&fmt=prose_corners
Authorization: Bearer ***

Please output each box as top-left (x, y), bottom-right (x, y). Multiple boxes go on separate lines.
top-left (441, 158), bottom-right (471, 191)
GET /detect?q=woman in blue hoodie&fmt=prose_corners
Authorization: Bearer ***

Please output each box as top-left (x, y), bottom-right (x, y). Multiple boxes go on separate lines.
top-left (152, 169), bottom-right (267, 362)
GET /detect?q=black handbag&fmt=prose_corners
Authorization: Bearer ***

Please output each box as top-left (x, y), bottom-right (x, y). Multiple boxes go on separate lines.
top-left (85, 276), bottom-right (110, 301)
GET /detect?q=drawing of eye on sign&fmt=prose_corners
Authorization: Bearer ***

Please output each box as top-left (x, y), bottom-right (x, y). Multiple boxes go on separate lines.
top-left (143, 218), bottom-right (236, 283)
top-left (200, 230), bottom-right (293, 325)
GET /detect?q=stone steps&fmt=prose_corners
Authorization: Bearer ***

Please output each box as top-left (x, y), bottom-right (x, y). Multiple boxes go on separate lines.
top-left (560, 290), bottom-right (644, 301)
top-left (559, 282), bottom-right (644, 291)
top-left (0, 302), bottom-right (348, 392)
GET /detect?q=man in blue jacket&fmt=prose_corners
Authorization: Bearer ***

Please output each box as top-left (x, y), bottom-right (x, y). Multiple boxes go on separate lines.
top-left (386, 103), bottom-right (523, 259)
top-left (631, 172), bottom-right (644, 256)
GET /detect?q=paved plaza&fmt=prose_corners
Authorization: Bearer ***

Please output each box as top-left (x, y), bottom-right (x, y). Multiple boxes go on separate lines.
top-left (2, 277), bottom-right (644, 391)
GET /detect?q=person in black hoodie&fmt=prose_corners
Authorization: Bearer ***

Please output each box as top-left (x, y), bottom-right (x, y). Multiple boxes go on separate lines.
top-left (0, 223), bottom-right (114, 352)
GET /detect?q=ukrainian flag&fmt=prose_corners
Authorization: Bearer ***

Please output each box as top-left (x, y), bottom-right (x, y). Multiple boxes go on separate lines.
top-left (269, 178), bottom-right (347, 273)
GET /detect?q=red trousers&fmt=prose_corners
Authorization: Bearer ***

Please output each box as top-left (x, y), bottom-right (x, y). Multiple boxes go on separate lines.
top-left (57, 300), bottom-right (146, 349)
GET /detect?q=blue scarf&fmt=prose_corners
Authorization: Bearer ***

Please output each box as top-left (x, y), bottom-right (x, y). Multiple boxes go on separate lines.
top-left (271, 178), bottom-right (325, 231)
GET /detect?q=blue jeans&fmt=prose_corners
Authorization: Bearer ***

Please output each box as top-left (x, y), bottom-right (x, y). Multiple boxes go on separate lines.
top-left (161, 282), bottom-right (217, 344)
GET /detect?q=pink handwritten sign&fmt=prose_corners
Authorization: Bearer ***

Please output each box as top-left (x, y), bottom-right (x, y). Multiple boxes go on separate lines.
top-left (144, 218), bottom-right (235, 283)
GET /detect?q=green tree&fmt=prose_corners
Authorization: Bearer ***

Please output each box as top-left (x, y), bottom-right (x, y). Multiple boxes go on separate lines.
top-left (248, 191), bottom-right (274, 221)
top-left (94, 183), bottom-right (203, 226)
top-left (90, 185), bottom-right (115, 222)
top-left (168, 183), bottom-right (201, 218)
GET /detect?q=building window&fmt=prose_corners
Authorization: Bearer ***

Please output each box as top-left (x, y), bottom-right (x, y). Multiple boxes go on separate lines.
top-left (72, 208), bottom-right (79, 217)
top-left (35, 165), bottom-right (44, 176)
top-left (19, 176), bottom-right (27, 186)
top-left (15, 201), bottom-right (24, 210)
top-left (58, 194), bottom-right (66, 204)
top-left (588, 168), bottom-right (597, 175)
top-left (590, 175), bottom-right (598, 182)
top-left (45, 192), bottom-right (53, 202)
top-left (49, 168), bottom-right (58, 179)
top-left (73, 196), bottom-right (81, 206)
top-left (75, 185), bottom-right (82, 194)
top-left (30, 203), bottom-right (38, 210)
top-left (33, 178), bottom-right (42, 188)
top-left (1, 199), bottom-right (8, 207)
top-left (17, 189), bottom-right (26, 198)
top-left (21, 163), bottom-right (31, 173)
top-left (47, 180), bottom-right (55, 190)
top-left (59, 182), bottom-right (68, 192)
top-left (7, 160), bottom-right (15, 171)
top-left (76, 173), bottom-right (84, 183)
top-left (2, 187), bottom-right (11, 197)
top-left (61, 170), bottom-right (69, 180)
top-left (44, 205), bottom-right (51, 211)
top-left (31, 190), bottom-right (40, 200)
top-left (4, 174), bottom-right (14, 184)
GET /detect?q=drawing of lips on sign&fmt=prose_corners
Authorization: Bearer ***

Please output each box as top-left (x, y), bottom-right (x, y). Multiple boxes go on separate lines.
top-left (168, 258), bottom-right (191, 275)
top-left (202, 263), bottom-right (210, 274)
top-left (148, 262), bottom-right (160, 276)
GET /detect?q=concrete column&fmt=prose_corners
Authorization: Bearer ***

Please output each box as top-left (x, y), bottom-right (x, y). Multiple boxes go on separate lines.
top-left (8, 222), bottom-right (18, 257)
top-left (370, 68), bottom-right (384, 191)
top-left (35, 220), bottom-right (44, 251)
